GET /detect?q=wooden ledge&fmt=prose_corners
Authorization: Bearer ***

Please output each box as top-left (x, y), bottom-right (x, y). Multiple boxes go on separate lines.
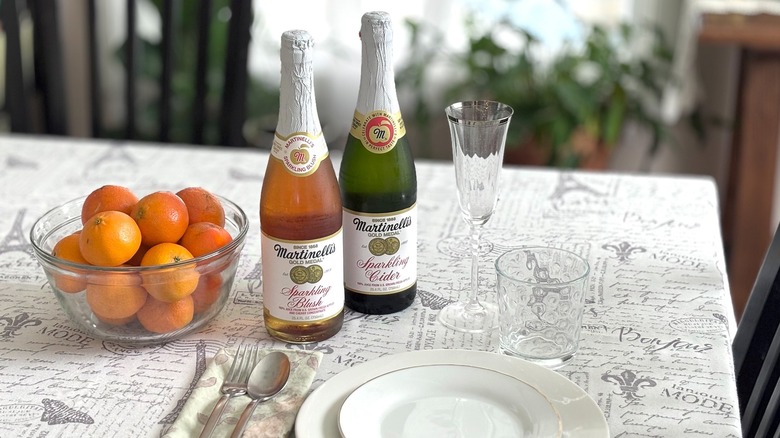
top-left (699, 12), bottom-right (780, 50)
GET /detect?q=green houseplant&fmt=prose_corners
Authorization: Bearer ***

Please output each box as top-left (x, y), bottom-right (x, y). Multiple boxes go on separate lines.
top-left (399, 17), bottom-right (678, 168)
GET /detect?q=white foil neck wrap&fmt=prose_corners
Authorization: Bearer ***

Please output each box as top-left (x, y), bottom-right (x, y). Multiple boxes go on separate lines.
top-left (356, 11), bottom-right (399, 115)
top-left (277, 30), bottom-right (322, 137)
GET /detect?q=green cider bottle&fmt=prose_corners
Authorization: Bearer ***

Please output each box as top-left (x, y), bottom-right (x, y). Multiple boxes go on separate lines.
top-left (339, 11), bottom-right (418, 314)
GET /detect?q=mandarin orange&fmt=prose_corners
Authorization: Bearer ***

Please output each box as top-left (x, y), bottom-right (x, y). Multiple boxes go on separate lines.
top-left (176, 187), bottom-right (225, 227)
top-left (81, 185), bottom-right (139, 224)
top-left (86, 273), bottom-right (148, 320)
top-left (191, 273), bottom-right (223, 313)
top-left (178, 222), bottom-right (232, 258)
top-left (140, 242), bottom-right (199, 302)
top-left (51, 232), bottom-right (90, 293)
top-left (136, 295), bottom-right (194, 334)
top-left (131, 191), bottom-right (189, 246)
top-left (95, 313), bottom-right (137, 326)
top-left (80, 211), bottom-right (142, 266)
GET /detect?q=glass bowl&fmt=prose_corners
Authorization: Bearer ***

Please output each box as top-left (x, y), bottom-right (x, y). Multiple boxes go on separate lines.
top-left (30, 194), bottom-right (248, 344)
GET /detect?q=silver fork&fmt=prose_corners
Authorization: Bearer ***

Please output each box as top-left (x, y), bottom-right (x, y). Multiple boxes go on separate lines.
top-left (199, 344), bottom-right (260, 438)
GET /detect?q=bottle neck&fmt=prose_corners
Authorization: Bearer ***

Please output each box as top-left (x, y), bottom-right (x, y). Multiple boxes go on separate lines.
top-left (355, 20), bottom-right (399, 115)
top-left (277, 40), bottom-right (322, 137)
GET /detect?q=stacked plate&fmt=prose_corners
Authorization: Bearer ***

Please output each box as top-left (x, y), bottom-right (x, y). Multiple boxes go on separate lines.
top-left (295, 349), bottom-right (609, 438)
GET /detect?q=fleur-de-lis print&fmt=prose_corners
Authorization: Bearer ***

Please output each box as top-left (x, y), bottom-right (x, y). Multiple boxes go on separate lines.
top-left (602, 369), bottom-right (657, 402)
top-left (0, 312), bottom-right (42, 338)
top-left (602, 242), bottom-right (646, 262)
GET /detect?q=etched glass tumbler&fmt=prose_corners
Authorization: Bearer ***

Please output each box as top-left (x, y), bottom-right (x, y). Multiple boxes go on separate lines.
top-left (438, 100), bottom-right (513, 333)
top-left (495, 247), bottom-right (590, 369)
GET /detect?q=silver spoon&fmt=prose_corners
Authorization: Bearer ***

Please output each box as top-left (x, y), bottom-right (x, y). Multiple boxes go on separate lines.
top-left (229, 351), bottom-right (291, 438)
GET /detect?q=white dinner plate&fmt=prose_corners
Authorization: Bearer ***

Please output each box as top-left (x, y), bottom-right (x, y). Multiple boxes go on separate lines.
top-left (295, 349), bottom-right (609, 438)
top-left (338, 364), bottom-right (562, 438)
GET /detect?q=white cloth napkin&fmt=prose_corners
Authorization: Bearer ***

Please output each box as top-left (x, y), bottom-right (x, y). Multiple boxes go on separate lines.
top-left (164, 347), bottom-right (323, 438)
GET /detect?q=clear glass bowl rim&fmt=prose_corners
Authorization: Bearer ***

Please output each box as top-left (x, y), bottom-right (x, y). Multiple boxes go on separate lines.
top-left (30, 193), bottom-right (250, 272)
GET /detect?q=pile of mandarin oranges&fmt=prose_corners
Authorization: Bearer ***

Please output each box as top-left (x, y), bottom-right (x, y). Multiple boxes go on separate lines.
top-left (51, 185), bottom-right (233, 334)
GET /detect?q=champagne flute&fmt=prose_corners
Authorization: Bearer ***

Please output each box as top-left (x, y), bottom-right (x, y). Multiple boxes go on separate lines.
top-left (438, 100), bottom-right (513, 333)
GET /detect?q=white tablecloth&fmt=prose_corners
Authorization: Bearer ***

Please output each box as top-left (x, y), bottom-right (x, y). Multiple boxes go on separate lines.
top-left (0, 135), bottom-right (741, 436)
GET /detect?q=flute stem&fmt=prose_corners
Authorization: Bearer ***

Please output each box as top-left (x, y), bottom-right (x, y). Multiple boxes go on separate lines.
top-left (466, 224), bottom-right (483, 312)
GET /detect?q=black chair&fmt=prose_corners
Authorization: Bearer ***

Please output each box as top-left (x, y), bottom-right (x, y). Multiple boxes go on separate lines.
top-left (2, 0), bottom-right (257, 147)
top-left (89, 0), bottom-right (255, 146)
top-left (733, 221), bottom-right (780, 437)
top-left (0, 0), bottom-right (67, 136)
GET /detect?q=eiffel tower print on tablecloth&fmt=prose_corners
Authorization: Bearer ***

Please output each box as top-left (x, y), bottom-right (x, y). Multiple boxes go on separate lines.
top-left (0, 209), bottom-right (35, 259)
top-left (82, 143), bottom-right (138, 180)
top-left (550, 173), bottom-right (607, 200)
top-left (5, 154), bottom-right (38, 169)
top-left (159, 341), bottom-right (208, 425)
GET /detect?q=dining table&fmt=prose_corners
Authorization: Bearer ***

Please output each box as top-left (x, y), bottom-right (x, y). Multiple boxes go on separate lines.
top-left (0, 134), bottom-right (742, 437)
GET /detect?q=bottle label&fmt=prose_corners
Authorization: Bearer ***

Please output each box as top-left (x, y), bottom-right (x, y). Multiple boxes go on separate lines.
top-left (343, 205), bottom-right (417, 295)
top-left (271, 131), bottom-right (329, 176)
top-left (350, 111), bottom-right (407, 154)
top-left (261, 229), bottom-right (344, 322)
